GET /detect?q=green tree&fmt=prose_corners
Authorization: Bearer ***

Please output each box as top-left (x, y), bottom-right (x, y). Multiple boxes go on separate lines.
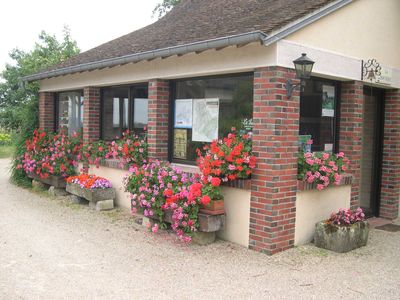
top-left (0, 26), bottom-right (79, 130)
top-left (153, 0), bottom-right (181, 18)
top-left (0, 26), bottom-right (80, 186)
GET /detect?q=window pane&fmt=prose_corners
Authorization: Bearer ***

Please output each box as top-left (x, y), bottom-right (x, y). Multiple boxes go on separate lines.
top-left (113, 98), bottom-right (120, 127)
top-left (299, 79), bottom-right (337, 152)
top-left (58, 91), bottom-right (83, 135)
top-left (134, 98), bottom-right (148, 129)
top-left (173, 74), bottom-right (253, 162)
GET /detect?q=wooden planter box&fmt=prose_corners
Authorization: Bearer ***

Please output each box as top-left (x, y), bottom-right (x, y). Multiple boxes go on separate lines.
top-left (27, 172), bottom-right (67, 188)
top-left (200, 199), bottom-right (225, 215)
top-left (66, 183), bottom-right (115, 202)
top-left (314, 220), bottom-right (369, 253)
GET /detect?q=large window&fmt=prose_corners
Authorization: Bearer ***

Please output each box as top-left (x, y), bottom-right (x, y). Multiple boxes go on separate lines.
top-left (299, 78), bottom-right (339, 152)
top-left (57, 91), bottom-right (84, 135)
top-left (171, 74), bottom-right (253, 163)
top-left (102, 85), bottom-right (148, 140)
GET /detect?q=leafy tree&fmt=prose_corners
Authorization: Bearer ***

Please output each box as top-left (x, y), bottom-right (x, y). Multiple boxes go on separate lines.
top-left (0, 26), bottom-right (79, 130)
top-left (153, 0), bottom-right (181, 18)
top-left (0, 26), bottom-right (80, 185)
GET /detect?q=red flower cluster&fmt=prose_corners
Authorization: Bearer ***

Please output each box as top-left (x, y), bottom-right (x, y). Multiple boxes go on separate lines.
top-left (197, 129), bottom-right (256, 182)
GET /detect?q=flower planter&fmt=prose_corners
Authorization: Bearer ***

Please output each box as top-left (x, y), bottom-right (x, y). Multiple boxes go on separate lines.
top-left (66, 182), bottom-right (115, 202)
top-left (314, 220), bottom-right (369, 253)
top-left (200, 199), bottom-right (225, 215)
top-left (27, 172), bottom-right (67, 188)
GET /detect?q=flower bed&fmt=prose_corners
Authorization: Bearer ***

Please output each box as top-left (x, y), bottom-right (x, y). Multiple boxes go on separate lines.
top-left (314, 208), bottom-right (369, 253)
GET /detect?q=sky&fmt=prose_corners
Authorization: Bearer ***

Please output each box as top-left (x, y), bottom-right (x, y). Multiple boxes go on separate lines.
top-left (0, 0), bottom-right (161, 72)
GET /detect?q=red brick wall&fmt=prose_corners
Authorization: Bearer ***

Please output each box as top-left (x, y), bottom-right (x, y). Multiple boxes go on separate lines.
top-left (380, 89), bottom-right (400, 219)
top-left (148, 79), bottom-right (169, 160)
top-left (39, 92), bottom-right (55, 131)
top-left (339, 81), bottom-right (364, 209)
top-left (249, 66), bottom-right (300, 255)
top-left (83, 87), bottom-right (101, 143)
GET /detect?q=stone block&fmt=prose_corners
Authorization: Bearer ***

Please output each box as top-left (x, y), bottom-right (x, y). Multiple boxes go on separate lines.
top-left (94, 199), bottom-right (114, 211)
top-left (48, 186), bottom-right (69, 197)
top-left (192, 232), bottom-right (216, 245)
top-left (32, 179), bottom-right (48, 190)
top-left (314, 220), bottom-right (369, 253)
top-left (69, 195), bottom-right (88, 205)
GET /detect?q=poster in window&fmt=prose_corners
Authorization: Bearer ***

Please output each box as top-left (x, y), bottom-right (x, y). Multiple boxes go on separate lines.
top-left (174, 99), bottom-right (193, 128)
top-left (322, 85), bottom-right (335, 117)
top-left (192, 98), bottom-right (219, 142)
top-left (173, 129), bottom-right (187, 159)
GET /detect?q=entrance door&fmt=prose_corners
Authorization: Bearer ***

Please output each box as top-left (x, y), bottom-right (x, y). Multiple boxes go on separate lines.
top-left (359, 87), bottom-right (384, 217)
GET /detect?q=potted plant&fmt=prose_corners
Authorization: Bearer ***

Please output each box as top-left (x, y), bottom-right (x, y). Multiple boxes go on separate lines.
top-left (199, 178), bottom-right (224, 215)
top-left (66, 174), bottom-right (115, 210)
top-left (314, 207), bottom-right (369, 253)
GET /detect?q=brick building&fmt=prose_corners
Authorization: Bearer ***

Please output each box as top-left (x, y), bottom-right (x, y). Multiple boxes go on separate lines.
top-left (24, 0), bottom-right (400, 255)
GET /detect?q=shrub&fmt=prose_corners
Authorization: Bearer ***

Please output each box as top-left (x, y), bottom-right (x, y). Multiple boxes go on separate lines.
top-left (0, 133), bottom-right (11, 145)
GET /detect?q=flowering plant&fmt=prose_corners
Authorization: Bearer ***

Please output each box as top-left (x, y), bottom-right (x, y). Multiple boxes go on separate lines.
top-left (17, 129), bottom-right (82, 179)
top-left (125, 160), bottom-right (203, 242)
top-left (66, 174), bottom-right (112, 189)
top-left (328, 207), bottom-right (365, 226)
top-left (297, 140), bottom-right (349, 191)
top-left (80, 130), bottom-right (147, 168)
top-left (196, 128), bottom-right (256, 182)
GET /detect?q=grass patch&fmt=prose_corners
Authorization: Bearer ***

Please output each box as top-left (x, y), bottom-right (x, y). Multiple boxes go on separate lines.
top-left (0, 145), bottom-right (14, 158)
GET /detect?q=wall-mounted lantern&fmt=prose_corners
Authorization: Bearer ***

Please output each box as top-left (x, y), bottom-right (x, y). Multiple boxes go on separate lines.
top-left (286, 53), bottom-right (315, 99)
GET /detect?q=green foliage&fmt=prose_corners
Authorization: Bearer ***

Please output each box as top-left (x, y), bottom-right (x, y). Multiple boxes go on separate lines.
top-left (0, 26), bottom-right (80, 185)
top-left (153, 0), bottom-right (181, 18)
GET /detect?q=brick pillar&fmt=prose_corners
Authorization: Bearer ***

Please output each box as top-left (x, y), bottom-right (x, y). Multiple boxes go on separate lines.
top-left (39, 91), bottom-right (55, 131)
top-left (148, 79), bottom-right (169, 160)
top-left (83, 87), bottom-right (101, 143)
top-left (380, 89), bottom-right (400, 219)
top-left (249, 66), bottom-right (300, 255)
top-left (339, 81), bottom-right (364, 209)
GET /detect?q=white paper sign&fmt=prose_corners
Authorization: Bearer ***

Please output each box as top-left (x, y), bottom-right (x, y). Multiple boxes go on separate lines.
top-left (174, 99), bottom-right (192, 128)
top-left (192, 98), bottom-right (219, 142)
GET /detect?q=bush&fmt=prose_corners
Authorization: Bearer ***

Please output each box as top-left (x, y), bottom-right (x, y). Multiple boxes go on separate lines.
top-left (329, 208), bottom-right (365, 226)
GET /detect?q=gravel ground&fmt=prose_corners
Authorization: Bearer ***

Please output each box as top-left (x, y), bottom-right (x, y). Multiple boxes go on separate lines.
top-left (0, 158), bottom-right (399, 300)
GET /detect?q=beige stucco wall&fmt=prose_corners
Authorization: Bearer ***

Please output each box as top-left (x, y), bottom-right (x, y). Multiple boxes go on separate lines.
top-left (40, 42), bottom-right (277, 92)
top-left (287, 0), bottom-right (400, 69)
top-left (295, 185), bottom-right (351, 246)
top-left (86, 165), bottom-right (131, 209)
top-left (217, 187), bottom-right (251, 247)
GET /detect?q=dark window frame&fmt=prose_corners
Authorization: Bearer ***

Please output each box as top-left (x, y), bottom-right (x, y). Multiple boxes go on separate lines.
top-left (54, 90), bottom-right (84, 133)
top-left (100, 83), bottom-right (148, 140)
top-left (168, 72), bottom-right (254, 165)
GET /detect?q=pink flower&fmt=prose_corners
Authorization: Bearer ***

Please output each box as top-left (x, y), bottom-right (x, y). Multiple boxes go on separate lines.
top-left (306, 159), bottom-right (314, 166)
top-left (322, 153), bottom-right (330, 160)
top-left (317, 184), bottom-right (325, 191)
top-left (152, 223), bottom-right (159, 233)
top-left (228, 164), bottom-right (236, 171)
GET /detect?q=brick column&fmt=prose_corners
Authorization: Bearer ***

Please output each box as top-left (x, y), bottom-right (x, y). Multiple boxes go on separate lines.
top-left (148, 79), bottom-right (169, 160)
top-left (39, 91), bottom-right (55, 131)
top-left (249, 66), bottom-right (300, 255)
top-left (339, 81), bottom-right (364, 209)
top-left (380, 89), bottom-right (400, 219)
top-left (83, 87), bottom-right (101, 143)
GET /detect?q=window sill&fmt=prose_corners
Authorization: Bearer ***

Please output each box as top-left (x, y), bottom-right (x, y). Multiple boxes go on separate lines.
top-left (297, 173), bottom-right (353, 192)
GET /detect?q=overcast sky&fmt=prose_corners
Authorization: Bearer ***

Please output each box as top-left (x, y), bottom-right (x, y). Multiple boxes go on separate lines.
top-left (0, 0), bottom-right (160, 72)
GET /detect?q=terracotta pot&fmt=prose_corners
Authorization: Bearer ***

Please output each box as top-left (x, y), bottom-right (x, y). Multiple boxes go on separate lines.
top-left (200, 199), bottom-right (224, 215)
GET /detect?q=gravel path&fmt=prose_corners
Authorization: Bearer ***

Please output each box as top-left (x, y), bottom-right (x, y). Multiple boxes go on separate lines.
top-left (0, 158), bottom-right (399, 299)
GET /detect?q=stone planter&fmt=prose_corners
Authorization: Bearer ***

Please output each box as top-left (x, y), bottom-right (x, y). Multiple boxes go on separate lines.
top-left (314, 220), bottom-right (369, 253)
top-left (66, 182), bottom-right (115, 211)
top-left (200, 199), bottom-right (224, 215)
top-left (27, 172), bottom-right (67, 188)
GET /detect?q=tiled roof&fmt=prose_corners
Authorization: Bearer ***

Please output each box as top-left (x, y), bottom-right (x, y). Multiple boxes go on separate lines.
top-left (42, 0), bottom-right (337, 74)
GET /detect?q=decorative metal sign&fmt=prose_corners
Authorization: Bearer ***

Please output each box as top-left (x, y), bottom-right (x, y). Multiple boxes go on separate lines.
top-left (361, 59), bottom-right (392, 86)
top-left (362, 59), bottom-right (381, 82)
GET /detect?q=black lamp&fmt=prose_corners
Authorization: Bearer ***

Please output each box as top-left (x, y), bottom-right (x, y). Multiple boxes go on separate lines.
top-left (286, 53), bottom-right (315, 98)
